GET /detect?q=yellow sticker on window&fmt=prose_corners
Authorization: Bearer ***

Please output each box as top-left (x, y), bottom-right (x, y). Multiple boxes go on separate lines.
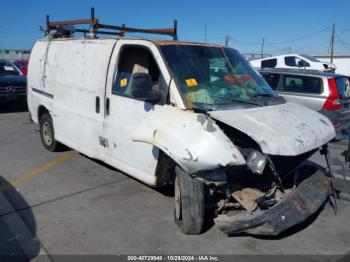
top-left (120, 78), bottom-right (128, 88)
top-left (185, 78), bottom-right (198, 88)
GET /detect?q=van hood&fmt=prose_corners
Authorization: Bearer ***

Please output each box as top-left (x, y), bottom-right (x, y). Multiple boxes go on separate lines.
top-left (209, 103), bottom-right (335, 156)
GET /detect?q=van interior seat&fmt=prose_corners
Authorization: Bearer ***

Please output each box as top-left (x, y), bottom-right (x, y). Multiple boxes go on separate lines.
top-left (125, 50), bottom-right (150, 95)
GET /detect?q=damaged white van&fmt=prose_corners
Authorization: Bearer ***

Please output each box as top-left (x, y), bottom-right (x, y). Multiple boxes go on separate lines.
top-left (28, 15), bottom-right (336, 236)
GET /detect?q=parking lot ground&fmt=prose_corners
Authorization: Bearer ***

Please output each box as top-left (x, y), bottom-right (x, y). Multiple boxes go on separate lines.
top-left (1, 110), bottom-right (350, 259)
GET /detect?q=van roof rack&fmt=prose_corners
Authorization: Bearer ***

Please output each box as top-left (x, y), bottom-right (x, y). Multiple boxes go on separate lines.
top-left (45, 7), bottom-right (178, 40)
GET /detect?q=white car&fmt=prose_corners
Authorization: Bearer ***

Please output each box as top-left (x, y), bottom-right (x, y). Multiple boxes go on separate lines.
top-left (250, 54), bottom-right (337, 72)
top-left (27, 22), bottom-right (335, 236)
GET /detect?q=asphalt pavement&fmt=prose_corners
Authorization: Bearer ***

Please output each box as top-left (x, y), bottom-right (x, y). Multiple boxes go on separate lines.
top-left (0, 104), bottom-right (350, 261)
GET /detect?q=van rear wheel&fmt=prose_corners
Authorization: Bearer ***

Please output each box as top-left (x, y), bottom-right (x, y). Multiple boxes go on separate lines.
top-left (174, 166), bottom-right (205, 234)
top-left (39, 113), bottom-right (60, 152)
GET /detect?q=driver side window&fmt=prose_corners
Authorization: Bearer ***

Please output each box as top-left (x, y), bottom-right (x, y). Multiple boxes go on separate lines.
top-left (112, 45), bottom-right (168, 104)
top-left (284, 56), bottom-right (310, 67)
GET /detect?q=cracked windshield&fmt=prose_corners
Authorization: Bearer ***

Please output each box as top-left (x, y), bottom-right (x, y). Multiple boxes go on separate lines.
top-left (161, 45), bottom-right (275, 107)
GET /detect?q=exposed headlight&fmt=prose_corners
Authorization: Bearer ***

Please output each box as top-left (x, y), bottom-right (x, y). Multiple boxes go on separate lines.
top-left (246, 150), bottom-right (267, 175)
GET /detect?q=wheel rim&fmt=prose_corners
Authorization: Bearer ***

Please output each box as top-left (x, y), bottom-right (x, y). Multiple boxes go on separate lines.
top-left (42, 121), bottom-right (53, 146)
top-left (174, 177), bottom-right (181, 220)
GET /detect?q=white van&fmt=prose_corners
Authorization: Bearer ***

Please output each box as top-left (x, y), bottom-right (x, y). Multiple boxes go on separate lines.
top-left (28, 34), bottom-right (336, 236)
top-left (250, 54), bottom-right (337, 72)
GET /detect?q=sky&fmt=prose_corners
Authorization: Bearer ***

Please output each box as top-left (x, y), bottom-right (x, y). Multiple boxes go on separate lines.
top-left (1, 0), bottom-right (350, 55)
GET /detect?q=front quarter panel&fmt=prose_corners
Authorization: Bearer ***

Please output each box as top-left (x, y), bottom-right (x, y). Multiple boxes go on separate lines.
top-left (131, 105), bottom-right (246, 174)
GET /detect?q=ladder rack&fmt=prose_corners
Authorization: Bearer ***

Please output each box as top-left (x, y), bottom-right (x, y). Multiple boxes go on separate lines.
top-left (45, 7), bottom-right (178, 40)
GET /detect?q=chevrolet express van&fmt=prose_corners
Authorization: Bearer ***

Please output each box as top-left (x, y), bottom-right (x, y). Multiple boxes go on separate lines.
top-left (28, 30), bottom-right (336, 235)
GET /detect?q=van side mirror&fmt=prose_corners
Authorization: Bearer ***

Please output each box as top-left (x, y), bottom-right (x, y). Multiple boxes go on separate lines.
top-left (130, 73), bottom-right (162, 103)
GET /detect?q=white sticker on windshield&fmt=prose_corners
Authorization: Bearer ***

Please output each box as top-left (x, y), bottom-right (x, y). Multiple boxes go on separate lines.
top-left (4, 66), bottom-right (15, 71)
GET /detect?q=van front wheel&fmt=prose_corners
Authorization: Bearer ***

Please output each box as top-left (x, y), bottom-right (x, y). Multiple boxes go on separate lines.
top-left (174, 166), bottom-right (205, 234)
top-left (39, 113), bottom-right (60, 152)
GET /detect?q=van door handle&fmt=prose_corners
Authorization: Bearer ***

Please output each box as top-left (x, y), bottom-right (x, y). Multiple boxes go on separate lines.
top-left (106, 98), bottom-right (110, 116)
top-left (95, 96), bottom-right (100, 113)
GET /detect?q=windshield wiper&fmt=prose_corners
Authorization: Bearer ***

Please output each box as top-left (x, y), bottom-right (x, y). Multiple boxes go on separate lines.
top-left (228, 98), bottom-right (263, 106)
top-left (254, 93), bottom-right (274, 98)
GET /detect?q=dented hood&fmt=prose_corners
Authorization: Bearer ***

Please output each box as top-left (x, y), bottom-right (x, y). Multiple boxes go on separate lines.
top-left (209, 102), bottom-right (335, 156)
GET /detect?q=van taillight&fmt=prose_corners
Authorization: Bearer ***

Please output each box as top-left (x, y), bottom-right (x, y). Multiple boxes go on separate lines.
top-left (323, 78), bottom-right (341, 110)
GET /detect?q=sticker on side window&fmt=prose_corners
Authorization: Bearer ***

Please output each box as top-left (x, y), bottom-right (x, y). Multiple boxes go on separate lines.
top-left (4, 66), bottom-right (15, 71)
top-left (120, 78), bottom-right (128, 88)
top-left (185, 78), bottom-right (198, 88)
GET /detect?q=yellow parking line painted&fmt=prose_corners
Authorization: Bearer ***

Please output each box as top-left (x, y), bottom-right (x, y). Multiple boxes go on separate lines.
top-left (0, 150), bottom-right (78, 192)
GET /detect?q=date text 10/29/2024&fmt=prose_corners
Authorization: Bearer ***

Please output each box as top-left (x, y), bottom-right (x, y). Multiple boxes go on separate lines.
top-left (127, 256), bottom-right (219, 261)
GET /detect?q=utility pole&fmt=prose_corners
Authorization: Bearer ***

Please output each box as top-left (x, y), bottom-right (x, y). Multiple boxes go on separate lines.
top-left (260, 37), bottom-right (265, 58)
top-left (225, 36), bottom-right (229, 47)
top-left (330, 23), bottom-right (335, 63)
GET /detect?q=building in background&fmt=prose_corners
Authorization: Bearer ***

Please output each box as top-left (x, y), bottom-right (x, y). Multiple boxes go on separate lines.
top-left (0, 49), bottom-right (31, 61)
top-left (314, 54), bottom-right (350, 76)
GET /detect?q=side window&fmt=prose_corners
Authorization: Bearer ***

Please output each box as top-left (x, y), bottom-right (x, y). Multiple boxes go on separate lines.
top-left (262, 73), bottom-right (280, 90)
top-left (284, 56), bottom-right (310, 67)
top-left (284, 56), bottom-right (297, 67)
top-left (261, 58), bottom-right (277, 68)
top-left (112, 46), bottom-right (167, 104)
top-left (284, 75), bottom-right (322, 94)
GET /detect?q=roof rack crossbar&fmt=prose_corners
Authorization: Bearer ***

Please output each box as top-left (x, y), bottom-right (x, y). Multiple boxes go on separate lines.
top-left (45, 7), bottom-right (178, 40)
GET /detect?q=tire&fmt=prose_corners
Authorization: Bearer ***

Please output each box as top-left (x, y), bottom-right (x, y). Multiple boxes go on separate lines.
top-left (174, 166), bottom-right (205, 234)
top-left (39, 113), bottom-right (61, 152)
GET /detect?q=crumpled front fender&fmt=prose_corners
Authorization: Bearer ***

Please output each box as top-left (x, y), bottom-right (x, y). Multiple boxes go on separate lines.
top-left (131, 105), bottom-right (245, 174)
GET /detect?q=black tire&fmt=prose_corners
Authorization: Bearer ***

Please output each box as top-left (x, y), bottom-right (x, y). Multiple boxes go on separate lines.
top-left (39, 113), bottom-right (61, 152)
top-left (174, 166), bottom-right (205, 234)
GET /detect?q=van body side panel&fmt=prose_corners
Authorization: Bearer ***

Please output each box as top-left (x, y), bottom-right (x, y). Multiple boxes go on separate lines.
top-left (42, 39), bottom-right (117, 159)
top-left (27, 40), bottom-right (50, 123)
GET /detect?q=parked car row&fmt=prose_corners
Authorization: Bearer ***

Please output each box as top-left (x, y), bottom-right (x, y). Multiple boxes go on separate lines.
top-left (13, 59), bottom-right (29, 76)
top-left (0, 59), bottom-right (27, 103)
top-left (250, 54), bottom-right (337, 72)
top-left (255, 68), bottom-right (350, 140)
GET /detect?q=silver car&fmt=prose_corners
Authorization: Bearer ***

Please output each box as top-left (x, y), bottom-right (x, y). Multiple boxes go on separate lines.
top-left (259, 68), bottom-right (350, 139)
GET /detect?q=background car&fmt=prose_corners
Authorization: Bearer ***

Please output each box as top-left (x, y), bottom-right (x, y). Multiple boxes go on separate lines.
top-left (251, 54), bottom-right (336, 72)
top-left (259, 68), bottom-right (350, 139)
top-left (13, 59), bottom-right (29, 76)
top-left (0, 60), bottom-right (27, 103)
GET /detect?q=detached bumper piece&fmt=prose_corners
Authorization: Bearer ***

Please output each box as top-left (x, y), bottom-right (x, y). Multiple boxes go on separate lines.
top-left (215, 171), bottom-right (331, 236)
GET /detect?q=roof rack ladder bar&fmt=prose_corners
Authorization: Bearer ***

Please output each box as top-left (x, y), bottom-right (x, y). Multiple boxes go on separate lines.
top-left (173, 20), bottom-right (178, 41)
top-left (89, 7), bottom-right (97, 38)
top-left (45, 15), bottom-right (49, 36)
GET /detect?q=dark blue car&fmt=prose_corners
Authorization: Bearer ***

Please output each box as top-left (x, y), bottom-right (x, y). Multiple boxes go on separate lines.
top-left (0, 60), bottom-right (27, 103)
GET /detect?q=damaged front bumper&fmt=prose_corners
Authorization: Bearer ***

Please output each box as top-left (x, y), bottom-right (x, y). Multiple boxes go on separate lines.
top-left (214, 170), bottom-right (331, 236)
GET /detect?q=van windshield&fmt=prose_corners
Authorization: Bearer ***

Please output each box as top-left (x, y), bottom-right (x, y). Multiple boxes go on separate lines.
top-left (160, 45), bottom-right (275, 108)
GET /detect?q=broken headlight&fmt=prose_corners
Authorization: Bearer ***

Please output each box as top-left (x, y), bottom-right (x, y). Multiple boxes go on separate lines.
top-left (246, 150), bottom-right (267, 175)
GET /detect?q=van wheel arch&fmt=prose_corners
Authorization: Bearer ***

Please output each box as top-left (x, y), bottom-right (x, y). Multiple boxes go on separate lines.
top-left (154, 150), bottom-right (176, 188)
top-left (38, 105), bottom-right (49, 122)
top-left (38, 110), bottom-right (64, 152)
